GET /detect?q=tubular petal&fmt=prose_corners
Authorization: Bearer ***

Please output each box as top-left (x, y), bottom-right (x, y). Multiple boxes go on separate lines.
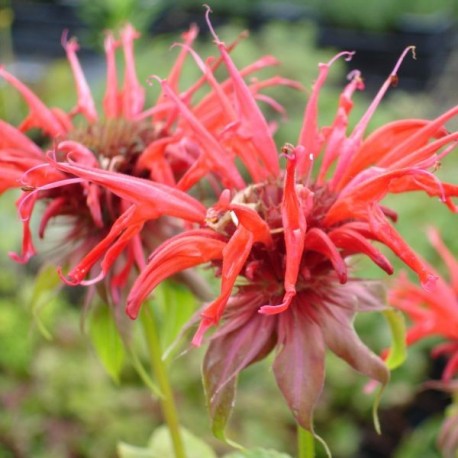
top-left (120, 24), bottom-right (145, 119)
top-left (305, 227), bottom-right (347, 283)
top-left (51, 158), bottom-right (207, 221)
top-left (127, 232), bottom-right (226, 319)
top-left (63, 35), bottom-right (98, 122)
top-left (368, 205), bottom-right (437, 290)
top-left (0, 120), bottom-right (43, 156)
top-left (0, 67), bottom-right (66, 136)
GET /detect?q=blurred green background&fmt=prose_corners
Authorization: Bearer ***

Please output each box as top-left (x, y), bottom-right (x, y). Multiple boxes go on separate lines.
top-left (1, 0), bottom-right (458, 457)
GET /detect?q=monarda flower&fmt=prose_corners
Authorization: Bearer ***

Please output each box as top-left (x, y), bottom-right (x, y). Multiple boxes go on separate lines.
top-left (0, 23), bottom-right (294, 301)
top-left (121, 24), bottom-right (458, 434)
top-left (35, 17), bottom-right (458, 436)
top-left (389, 228), bottom-right (458, 382)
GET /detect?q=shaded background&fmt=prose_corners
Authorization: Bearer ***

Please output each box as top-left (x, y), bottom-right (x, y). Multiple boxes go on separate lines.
top-left (1, 0), bottom-right (458, 457)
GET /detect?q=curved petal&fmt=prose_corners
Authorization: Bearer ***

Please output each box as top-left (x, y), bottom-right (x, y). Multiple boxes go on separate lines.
top-left (273, 305), bottom-right (325, 431)
top-left (127, 231), bottom-right (226, 319)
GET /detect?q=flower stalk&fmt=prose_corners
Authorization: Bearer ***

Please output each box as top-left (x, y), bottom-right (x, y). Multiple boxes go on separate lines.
top-left (298, 426), bottom-right (315, 458)
top-left (141, 304), bottom-right (186, 458)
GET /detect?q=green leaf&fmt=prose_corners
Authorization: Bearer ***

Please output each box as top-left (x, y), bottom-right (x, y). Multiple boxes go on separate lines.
top-left (223, 449), bottom-right (293, 458)
top-left (152, 280), bottom-right (196, 359)
top-left (89, 303), bottom-right (125, 383)
top-left (371, 309), bottom-right (407, 434)
top-left (383, 309), bottom-right (407, 370)
top-left (147, 425), bottom-right (217, 458)
top-left (117, 443), bottom-right (155, 458)
top-left (29, 264), bottom-right (62, 340)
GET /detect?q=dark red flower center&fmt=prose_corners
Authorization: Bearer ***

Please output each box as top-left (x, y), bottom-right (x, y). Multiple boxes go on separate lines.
top-left (209, 179), bottom-right (338, 297)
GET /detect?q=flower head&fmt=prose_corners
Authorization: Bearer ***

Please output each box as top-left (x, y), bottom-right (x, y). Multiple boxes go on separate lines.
top-left (119, 22), bottom-right (458, 434)
top-left (0, 23), bottom-right (295, 302)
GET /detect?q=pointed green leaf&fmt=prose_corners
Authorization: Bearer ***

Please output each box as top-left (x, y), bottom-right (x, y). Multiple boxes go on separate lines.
top-left (89, 303), bottom-right (125, 383)
top-left (147, 425), bottom-right (217, 458)
top-left (370, 309), bottom-right (406, 434)
top-left (29, 264), bottom-right (62, 340)
top-left (223, 449), bottom-right (292, 458)
top-left (383, 309), bottom-right (407, 370)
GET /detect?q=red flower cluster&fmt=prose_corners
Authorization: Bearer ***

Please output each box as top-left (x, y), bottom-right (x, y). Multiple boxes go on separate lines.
top-left (35, 19), bottom-right (458, 432)
top-left (0, 23), bottom-right (294, 302)
top-left (390, 228), bottom-right (458, 382)
top-left (3, 11), bottom-right (458, 436)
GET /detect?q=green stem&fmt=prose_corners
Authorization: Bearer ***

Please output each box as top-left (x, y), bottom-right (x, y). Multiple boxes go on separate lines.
top-left (297, 426), bottom-right (315, 458)
top-left (141, 305), bottom-right (186, 458)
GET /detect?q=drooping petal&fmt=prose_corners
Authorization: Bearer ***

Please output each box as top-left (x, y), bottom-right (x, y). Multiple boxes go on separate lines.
top-left (273, 304), bottom-right (326, 431)
top-left (203, 310), bottom-right (276, 440)
top-left (304, 227), bottom-right (347, 283)
top-left (368, 205), bottom-right (437, 290)
top-left (50, 158), bottom-right (206, 221)
top-left (438, 411), bottom-right (458, 458)
top-left (428, 227), bottom-right (458, 295)
top-left (316, 298), bottom-right (389, 385)
top-left (0, 67), bottom-right (66, 136)
top-left (329, 227), bottom-right (393, 274)
top-left (0, 120), bottom-right (42, 156)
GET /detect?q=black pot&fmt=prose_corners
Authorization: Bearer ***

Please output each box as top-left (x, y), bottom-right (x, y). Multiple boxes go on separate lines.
top-left (11, 1), bottom-right (89, 57)
top-left (316, 13), bottom-right (457, 92)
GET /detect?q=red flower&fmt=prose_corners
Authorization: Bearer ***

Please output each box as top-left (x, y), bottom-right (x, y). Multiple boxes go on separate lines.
top-left (119, 20), bottom-right (458, 433)
top-left (0, 23), bottom-right (295, 301)
top-left (390, 228), bottom-right (458, 382)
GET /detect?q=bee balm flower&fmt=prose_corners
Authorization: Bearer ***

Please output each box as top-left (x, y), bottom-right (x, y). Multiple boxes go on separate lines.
top-left (122, 25), bottom-right (458, 433)
top-left (390, 228), bottom-right (458, 382)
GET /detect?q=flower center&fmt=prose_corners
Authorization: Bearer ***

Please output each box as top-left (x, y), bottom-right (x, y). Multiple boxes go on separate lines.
top-left (210, 179), bottom-right (339, 295)
top-left (67, 118), bottom-right (163, 175)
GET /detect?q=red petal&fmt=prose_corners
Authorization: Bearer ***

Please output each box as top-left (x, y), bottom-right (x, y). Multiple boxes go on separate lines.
top-left (203, 309), bottom-right (276, 440)
top-left (120, 25), bottom-right (145, 119)
top-left (205, 11), bottom-right (279, 178)
top-left (368, 205), bottom-right (437, 289)
top-left (305, 227), bottom-right (347, 283)
top-left (52, 158), bottom-right (206, 221)
top-left (329, 227), bottom-right (393, 274)
top-left (297, 52), bottom-right (353, 176)
top-left (63, 35), bottom-right (98, 122)
top-left (316, 299), bottom-right (389, 385)
top-left (0, 67), bottom-right (66, 136)
top-left (273, 305), bottom-right (325, 431)
top-left (103, 32), bottom-right (121, 118)
top-left (0, 120), bottom-right (42, 156)
top-left (194, 226), bottom-right (254, 345)
top-left (127, 230), bottom-right (225, 319)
